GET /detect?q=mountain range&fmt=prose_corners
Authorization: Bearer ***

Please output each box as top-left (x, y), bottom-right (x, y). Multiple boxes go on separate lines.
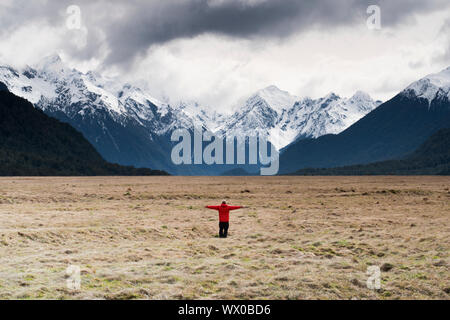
top-left (0, 84), bottom-right (167, 176)
top-left (0, 55), bottom-right (380, 174)
top-left (1, 55), bottom-right (449, 176)
top-left (218, 86), bottom-right (381, 150)
top-left (279, 67), bottom-right (450, 174)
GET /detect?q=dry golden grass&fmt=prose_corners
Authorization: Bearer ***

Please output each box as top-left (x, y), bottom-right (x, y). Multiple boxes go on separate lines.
top-left (0, 176), bottom-right (448, 300)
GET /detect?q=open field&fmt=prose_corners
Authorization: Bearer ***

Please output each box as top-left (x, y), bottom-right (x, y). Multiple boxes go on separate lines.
top-left (0, 176), bottom-right (449, 300)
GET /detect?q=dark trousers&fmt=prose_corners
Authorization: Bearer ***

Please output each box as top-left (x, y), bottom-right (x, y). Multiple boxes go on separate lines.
top-left (219, 222), bottom-right (229, 238)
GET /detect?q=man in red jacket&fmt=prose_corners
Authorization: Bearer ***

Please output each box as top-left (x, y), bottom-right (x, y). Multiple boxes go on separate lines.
top-left (205, 200), bottom-right (243, 238)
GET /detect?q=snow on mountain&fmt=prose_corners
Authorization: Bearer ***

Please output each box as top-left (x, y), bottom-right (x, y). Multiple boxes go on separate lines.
top-left (176, 101), bottom-right (226, 132)
top-left (253, 85), bottom-right (299, 114)
top-left (218, 87), bottom-right (380, 150)
top-left (290, 90), bottom-right (381, 139)
top-left (217, 88), bottom-right (284, 143)
top-left (402, 66), bottom-right (450, 104)
top-left (0, 55), bottom-right (383, 169)
top-left (0, 65), bottom-right (58, 104)
top-left (0, 55), bottom-right (184, 132)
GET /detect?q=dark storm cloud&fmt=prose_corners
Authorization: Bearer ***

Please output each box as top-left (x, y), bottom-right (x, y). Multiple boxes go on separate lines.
top-left (1, 0), bottom-right (449, 65)
top-left (104, 0), bottom-right (364, 64)
top-left (102, 0), bottom-right (450, 65)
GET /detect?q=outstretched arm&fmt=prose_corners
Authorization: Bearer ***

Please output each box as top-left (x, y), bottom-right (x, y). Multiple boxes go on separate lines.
top-left (205, 205), bottom-right (220, 210)
top-left (228, 206), bottom-right (243, 211)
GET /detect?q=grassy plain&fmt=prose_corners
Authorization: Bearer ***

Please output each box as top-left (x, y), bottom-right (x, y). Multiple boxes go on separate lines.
top-left (0, 176), bottom-right (448, 299)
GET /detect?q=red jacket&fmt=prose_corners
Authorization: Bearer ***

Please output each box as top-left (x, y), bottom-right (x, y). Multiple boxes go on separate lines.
top-left (206, 204), bottom-right (242, 222)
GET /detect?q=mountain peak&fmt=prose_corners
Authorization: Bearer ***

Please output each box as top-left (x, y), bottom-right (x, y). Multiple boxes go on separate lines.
top-left (39, 54), bottom-right (62, 65)
top-left (322, 92), bottom-right (340, 101)
top-left (349, 91), bottom-right (380, 106)
top-left (258, 85), bottom-right (283, 93)
top-left (251, 85), bottom-right (298, 113)
top-left (351, 90), bottom-right (371, 100)
top-left (403, 66), bottom-right (450, 103)
top-left (347, 91), bottom-right (380, 113)
top-left (420, 66), bottom-right (450, 88)
top-left (36, 54), bottom-right (65, 73)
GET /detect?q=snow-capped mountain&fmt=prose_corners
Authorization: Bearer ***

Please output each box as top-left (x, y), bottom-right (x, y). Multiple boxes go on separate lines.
top-left (402, 67), bottom-right (450, 105)
top-left (287, 91), bottom-right (381, 142)
top-left (0, 55), bottom-right (192, 173)
top-left (217, 86), bottom-right (298, 148)
top-left (175, 101), bottom-right (226, 132)
top-left (218, 86), bottom-right (380, 149)
top-left (0, 55), bottom-right (381, 174)
top-left (0, 55), bottom-right (207, 135)
top-left (250, 85), bottom-right (299, 114)
top-left (280, 66), bottom-right (450, 174)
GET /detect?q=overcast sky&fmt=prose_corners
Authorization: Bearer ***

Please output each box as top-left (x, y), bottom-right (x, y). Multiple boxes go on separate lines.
top-left (0, 0), bottom-right (449, 111)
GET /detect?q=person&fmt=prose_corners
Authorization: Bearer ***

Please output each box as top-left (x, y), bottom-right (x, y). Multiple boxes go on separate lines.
top-left (205, 200), bottom-right (244, 238)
